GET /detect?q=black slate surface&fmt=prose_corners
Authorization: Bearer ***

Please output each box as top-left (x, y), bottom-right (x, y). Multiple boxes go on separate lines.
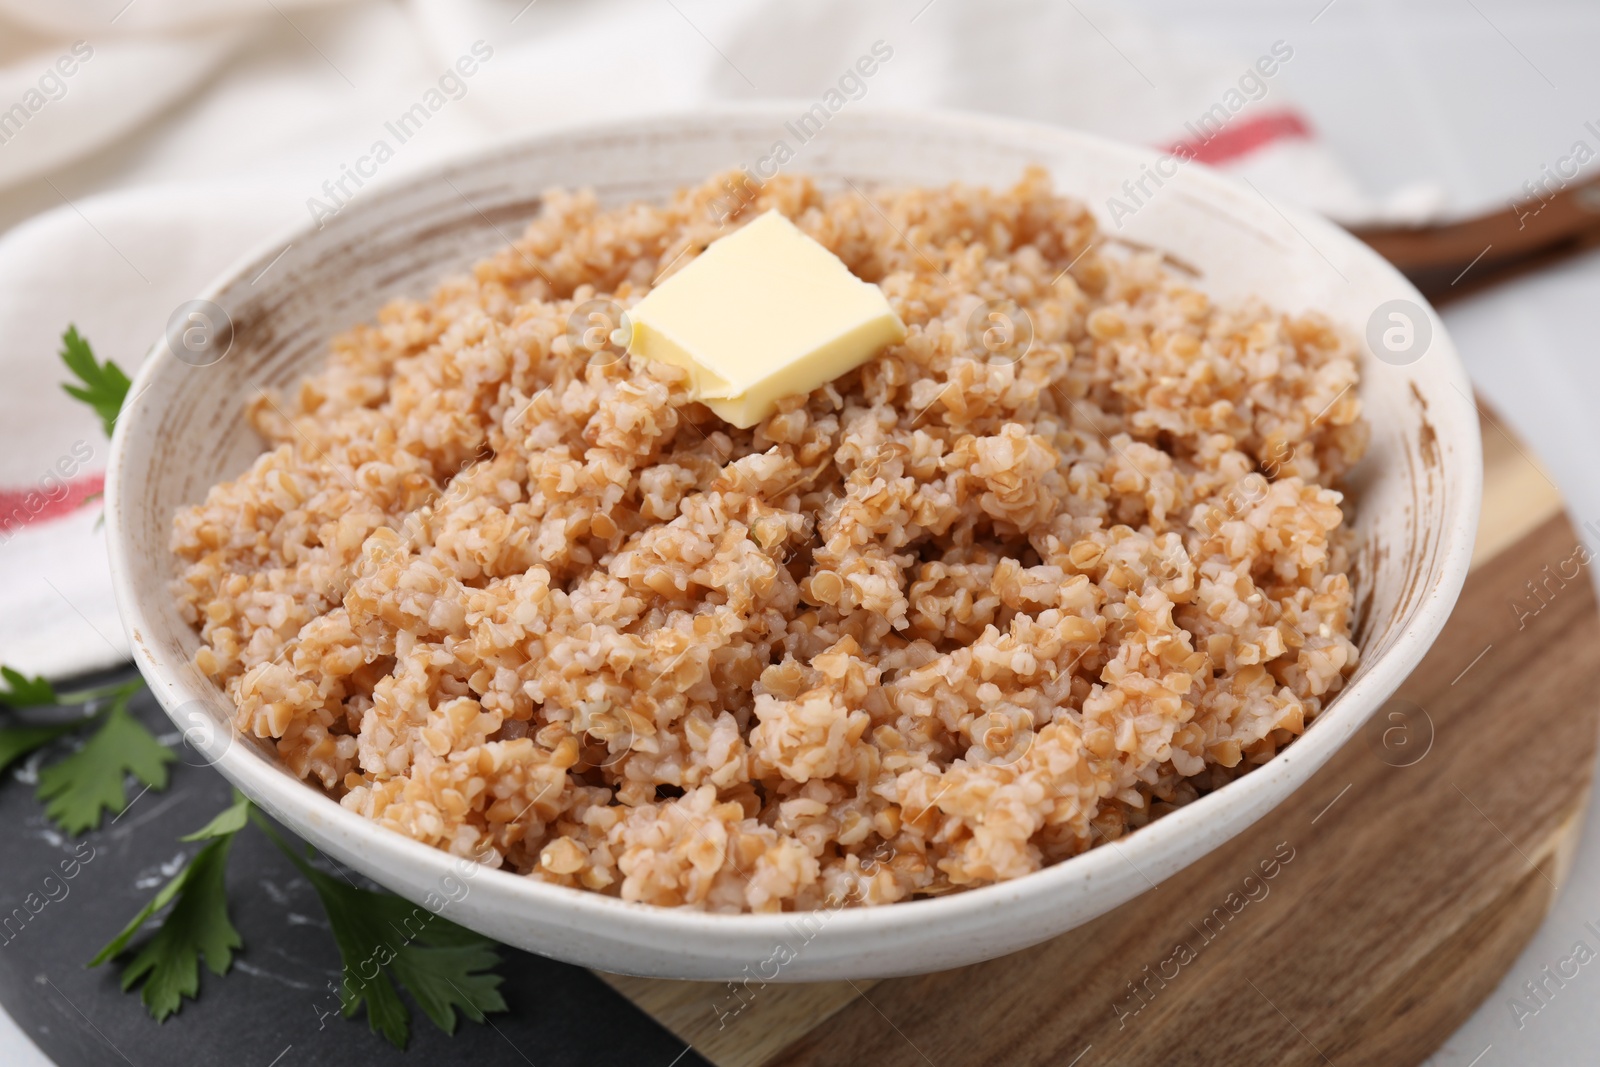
top-left (0, 669), bottom-right (709, 1067)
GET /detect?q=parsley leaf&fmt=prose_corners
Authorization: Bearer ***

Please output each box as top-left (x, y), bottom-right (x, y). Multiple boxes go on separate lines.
top-left (90, 794), bottom-right (248, 1021)
top-left (1, 670), bottom-right (147, 789)
top-left (0, 667), bottom-right (57, 708)
top-left (179, 795), bottom-right (252, 841)
top-left (59, 325), bottom-right (131, 438)
top-left (0, 721), bottom-right (82, 774)
top-left (36, 690), bottom-right (173, 833)
top-left (254, 812), bottom-right (508, 1048)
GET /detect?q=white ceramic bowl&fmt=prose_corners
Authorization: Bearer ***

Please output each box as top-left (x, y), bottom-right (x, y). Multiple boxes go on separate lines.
top-left (106, 106), bottom-right (1481, 981)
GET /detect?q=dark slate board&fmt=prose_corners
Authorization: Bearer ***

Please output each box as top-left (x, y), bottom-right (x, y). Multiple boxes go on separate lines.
top-left (0, 668), bottom-right (708, 1067)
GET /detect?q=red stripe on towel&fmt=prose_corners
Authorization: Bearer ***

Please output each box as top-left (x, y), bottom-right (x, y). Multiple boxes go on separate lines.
top-left (1161, 109), bottom-right (1313, 166)
top-left (0, 472), bottom-right (105, 534)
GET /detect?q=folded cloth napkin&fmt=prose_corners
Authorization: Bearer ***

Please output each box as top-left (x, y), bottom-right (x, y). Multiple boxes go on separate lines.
top-left (0, 0), bottom-right (1446, 679)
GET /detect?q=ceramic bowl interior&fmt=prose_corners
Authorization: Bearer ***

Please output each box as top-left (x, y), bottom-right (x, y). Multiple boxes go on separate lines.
top-left (106, 106), bottom-right (1481, 981)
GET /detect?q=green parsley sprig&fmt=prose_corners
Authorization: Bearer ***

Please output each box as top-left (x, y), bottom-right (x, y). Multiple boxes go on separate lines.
top-left (0, 671), bottom-right (170, 832)
top-left (37, 687), bottom-right (174, 834)
top-left (0, 665), bottom-right (60, 707)
top-left (59, 325), bottom-right (131, 438)
top-left (0, 721), bottom-right (81, 775)
top-left (89, 794), bottom-right (248, 1020)
top-left (253, 811), bottom-right (508, 1048)
top-left (90, 794), bottom-right (510, 1045)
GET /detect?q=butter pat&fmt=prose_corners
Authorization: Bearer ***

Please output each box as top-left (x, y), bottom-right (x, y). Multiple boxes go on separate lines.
top-left (624, 209), bottom-right (906, 428)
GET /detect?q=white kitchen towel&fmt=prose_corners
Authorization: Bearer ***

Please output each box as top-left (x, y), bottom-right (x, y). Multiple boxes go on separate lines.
top-left (0, 0), bottom-right (1446, 679)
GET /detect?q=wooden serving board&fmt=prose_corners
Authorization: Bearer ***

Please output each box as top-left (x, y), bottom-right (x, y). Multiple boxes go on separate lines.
top-left (599, 412), bottom-right (1600, 1067)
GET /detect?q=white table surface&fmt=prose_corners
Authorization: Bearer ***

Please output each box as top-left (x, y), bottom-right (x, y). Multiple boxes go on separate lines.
top-left (3, 1), bottom-right (1598, 1063)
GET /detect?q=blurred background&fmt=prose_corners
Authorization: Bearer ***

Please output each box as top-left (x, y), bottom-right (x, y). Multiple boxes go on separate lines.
top-left (0, 1), bottom-right (1597, 1064)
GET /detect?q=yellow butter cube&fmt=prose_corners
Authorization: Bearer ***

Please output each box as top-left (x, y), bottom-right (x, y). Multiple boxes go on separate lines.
top-left (623, 209), bottom-right (907, 428)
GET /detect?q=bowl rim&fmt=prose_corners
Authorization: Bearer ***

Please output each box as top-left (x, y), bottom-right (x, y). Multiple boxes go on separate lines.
top-left (105, 101), bottom-right (1483, 942)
